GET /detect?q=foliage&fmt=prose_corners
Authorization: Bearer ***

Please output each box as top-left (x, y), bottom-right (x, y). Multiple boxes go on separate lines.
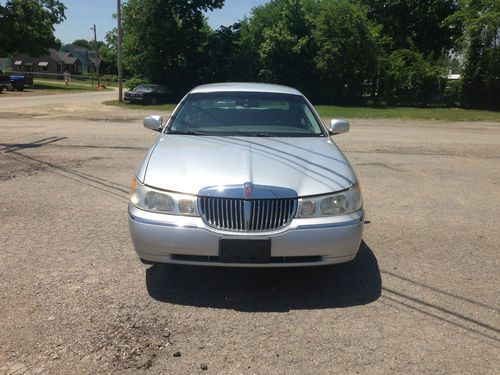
top-left (124, 77), bottom-right (149, 89)
top-left (381, 49), bottom-right (447, 105)
top-left (362, 0), bottom-right (460, 58)
top-left (0, 0), bottom-right (66, 56)
top-left (203, 23), bottom-right (251, 82)
top-left (121, 0), bottom-right (224, 98)
top-left (72, 39), bottom-right (94, 50)
top-left (313, 0), bottom-right (382, 103)
top-left (442, 79), bottom-right (463, 107)
top-left (447, 0), bottom-right (500, 109)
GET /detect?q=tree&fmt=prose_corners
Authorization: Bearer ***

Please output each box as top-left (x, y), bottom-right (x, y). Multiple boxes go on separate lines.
top-left (121, 0), bottom-right (224, 98)
top-left (242, 0), bottom-right (320, 97)
top-left (0, 0), bottom-right (66, 56)
top-left (313, 0), bottom-right (382, 103)
top-left (362, 0), bottom-right (460, 58)
top-left (72, 39), bottom-right (94, 50)
top-left (203, 23), bottom-right (251, 82)
top-left (381, 49), bottom-right (447, 105)
top-left (447, 0), bottom-right (500, 109)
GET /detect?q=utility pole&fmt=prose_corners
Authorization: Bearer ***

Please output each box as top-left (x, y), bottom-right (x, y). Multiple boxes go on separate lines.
top-left (91, 24), bottom-right (101, 87)
top-left (117, 0), bottom-right (123, 101)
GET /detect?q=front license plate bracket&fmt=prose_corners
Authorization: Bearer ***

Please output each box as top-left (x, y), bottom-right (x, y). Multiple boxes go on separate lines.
top-left (219, 239), bottom-right (271, 263)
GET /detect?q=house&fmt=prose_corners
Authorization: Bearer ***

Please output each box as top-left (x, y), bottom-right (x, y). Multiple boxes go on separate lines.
top-left (12, 49), bottom-right (81, 74)
top-left (60, 44), bottom-right (99, 74)
top-left (10, 44), bottom-right (98, 75)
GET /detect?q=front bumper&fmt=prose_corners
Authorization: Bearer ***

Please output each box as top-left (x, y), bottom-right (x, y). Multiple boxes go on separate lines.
top-left (128, 204), bottom-right (364, 267)
top-left (124, 95), bottom-right (144, 103)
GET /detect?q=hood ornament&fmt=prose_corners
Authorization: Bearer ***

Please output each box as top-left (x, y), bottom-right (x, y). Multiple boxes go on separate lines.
top-left (244, 182), bottom-right (253, 199)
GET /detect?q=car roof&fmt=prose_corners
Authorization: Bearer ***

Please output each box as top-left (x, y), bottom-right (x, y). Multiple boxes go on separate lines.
top-left (190, 82), bottom-right (303, 96)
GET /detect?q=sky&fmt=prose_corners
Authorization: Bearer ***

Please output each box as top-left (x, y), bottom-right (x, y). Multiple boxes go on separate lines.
top-left (52, 0), bottom-right (268, 44)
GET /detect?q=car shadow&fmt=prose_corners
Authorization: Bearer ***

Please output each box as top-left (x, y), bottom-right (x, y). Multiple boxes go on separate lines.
top-left (145, 240), bottom-right (381, 312)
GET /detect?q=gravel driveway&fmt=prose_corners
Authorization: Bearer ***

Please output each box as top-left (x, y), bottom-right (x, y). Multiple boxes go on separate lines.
top-left (0, 98), bottom-right (499, 374)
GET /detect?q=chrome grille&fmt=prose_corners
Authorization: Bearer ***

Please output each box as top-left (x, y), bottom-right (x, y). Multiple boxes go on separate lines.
top-left (198, 197), bottom-right (297, 232)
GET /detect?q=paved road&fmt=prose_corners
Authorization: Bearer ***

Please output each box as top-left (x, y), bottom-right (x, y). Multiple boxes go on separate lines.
top-left (0, 89), bottom-right (116, 110)
top-left (0, 99), bottom-right (499, 374)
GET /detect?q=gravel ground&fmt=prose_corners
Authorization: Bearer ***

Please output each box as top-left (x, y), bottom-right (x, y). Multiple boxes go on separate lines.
top-left (0, 97), bottom-right (499, 374)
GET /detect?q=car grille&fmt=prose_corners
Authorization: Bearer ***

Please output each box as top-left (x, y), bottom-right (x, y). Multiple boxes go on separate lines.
top-left (198, 197), bottom-right (297, 232)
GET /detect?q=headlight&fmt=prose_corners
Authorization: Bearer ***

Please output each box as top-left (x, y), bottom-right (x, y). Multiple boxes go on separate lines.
top-left (130, 179), bottom-right (199, 216)
top-left (297, 184), bottom-right (362, 218)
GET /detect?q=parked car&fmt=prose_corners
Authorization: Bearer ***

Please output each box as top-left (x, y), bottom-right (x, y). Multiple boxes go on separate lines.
top-left (0, 72), bottom-right (10, 93)
top-left (124, 84), bottom-right (169, 105)
top-left (128, 82), bottom-right (364, 267)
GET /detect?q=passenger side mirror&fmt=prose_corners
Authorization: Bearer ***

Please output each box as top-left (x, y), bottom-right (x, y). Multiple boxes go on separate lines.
top-left (143, 115), bottom-right (163, 132)
top-left (329, 119), bottom-right (349, 135)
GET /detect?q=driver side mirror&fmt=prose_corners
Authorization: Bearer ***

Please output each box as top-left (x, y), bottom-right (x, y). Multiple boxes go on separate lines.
top-left (329, 119), bottom-right (349, 135)
top-left (143, 115), bottom-right (163, 132)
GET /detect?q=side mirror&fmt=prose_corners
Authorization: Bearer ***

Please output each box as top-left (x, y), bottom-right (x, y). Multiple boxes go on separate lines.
top-left (143, 115), bottom-right (163, 132)
top-left (329, 119), bottom-right (349, 135)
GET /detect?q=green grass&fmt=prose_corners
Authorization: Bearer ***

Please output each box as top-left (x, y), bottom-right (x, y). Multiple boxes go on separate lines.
top-left (103, 100), bottom-right (176, 111)
top-left (315, 105), bottom-right (500, 122)
top-left (34, 78), bottom-right (115, 90)
top-left (33, 80), bottom-right (108, 92)
top-left (102, 100), bottom-right (500, 122)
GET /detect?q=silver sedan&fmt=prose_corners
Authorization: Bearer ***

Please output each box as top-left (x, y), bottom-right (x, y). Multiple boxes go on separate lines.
top-left (128, 82), bottom-right (364, 267)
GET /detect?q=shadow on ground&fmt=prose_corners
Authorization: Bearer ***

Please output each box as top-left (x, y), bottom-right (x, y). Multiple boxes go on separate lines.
top-left (146, 241), bottom-right (381, 312)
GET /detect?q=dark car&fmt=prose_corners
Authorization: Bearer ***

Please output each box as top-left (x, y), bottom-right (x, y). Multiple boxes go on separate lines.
top-left (124, 84), bottom-right (169, 105)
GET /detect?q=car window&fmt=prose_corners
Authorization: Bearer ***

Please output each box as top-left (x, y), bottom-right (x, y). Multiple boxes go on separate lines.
top-left (168, 92), bottom-right (325, 137)
top-left (134, 85), bottom-right (154, 93)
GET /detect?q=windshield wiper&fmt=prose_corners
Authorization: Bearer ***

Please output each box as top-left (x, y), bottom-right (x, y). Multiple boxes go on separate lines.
top-left (169, 130), bottom-right (208, 135)
top-left (251, 133), bottom-right (273, 137)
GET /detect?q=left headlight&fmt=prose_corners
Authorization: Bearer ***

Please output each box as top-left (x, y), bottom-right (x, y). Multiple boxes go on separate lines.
top-left (130, 179), bottom-right (199, 216)
top-left (297, 184), bottom-right (362, 218)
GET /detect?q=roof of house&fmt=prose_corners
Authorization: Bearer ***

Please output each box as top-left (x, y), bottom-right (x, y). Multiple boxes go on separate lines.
top-left (49, 49), bottom-right (79, 65)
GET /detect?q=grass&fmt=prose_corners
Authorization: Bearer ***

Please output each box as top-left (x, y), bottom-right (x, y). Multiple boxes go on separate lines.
top-left (103, 100), bottom-right (177, 111)
top-left (102, 100), bottom-right (500, 122)
top-left (315, 105), bottom-right (500, 122)
top-left (33, 79), bottom-right (110, 92)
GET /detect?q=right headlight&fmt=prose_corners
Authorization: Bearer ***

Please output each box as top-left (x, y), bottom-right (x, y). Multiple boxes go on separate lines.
top-left (296, 184), bottom-right (362, 218)
top-left (130, 178), bottom-right (199, 216)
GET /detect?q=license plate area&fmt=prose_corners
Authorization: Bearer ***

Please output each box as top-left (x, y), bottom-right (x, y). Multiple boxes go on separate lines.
top-left (219, 239), bottom-right (271, 263)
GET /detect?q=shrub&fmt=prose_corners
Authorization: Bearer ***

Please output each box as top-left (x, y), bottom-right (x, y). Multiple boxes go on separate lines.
top-left (381, 49), bottom-right (447, 106)
top-left (124, 77), bottom-right (149, 89)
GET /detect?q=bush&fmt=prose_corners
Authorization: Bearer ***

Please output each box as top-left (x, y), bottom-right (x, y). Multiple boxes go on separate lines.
top-left (101, 74), bottom-right (118, 82)
top-left (381, 49), bottom-right (447, 106)
top-left (124, 77), bottom-right (149, 89)
top-left (442, 79), bottom-right (462, 107)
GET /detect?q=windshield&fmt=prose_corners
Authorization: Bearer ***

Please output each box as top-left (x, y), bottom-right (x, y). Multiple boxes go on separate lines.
top-left (167, 92), bottom-right (325, 137)
top-left (133, 85), bottom-right (154, 93)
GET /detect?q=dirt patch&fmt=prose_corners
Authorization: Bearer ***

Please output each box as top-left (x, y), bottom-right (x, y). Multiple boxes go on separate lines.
top-left (85, 117), bottom-right (138, 123)
top-left (0, 112), bottom-right (44, 119)
top-left (0, 160), bottom-right (47, 181)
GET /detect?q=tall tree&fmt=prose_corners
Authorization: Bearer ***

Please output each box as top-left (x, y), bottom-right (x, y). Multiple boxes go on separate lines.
top-left (243, 0), bottom-right (319, 96)
top-left (204, 23), bottom-right (251, 82)
top-left (313, 0), bottom-right (382, 103)
top-left (0, 0), bottom-right (66, 56)
top-left (447, 0), bottom-right (500, 109)
top-left (121, 0), bottom-right (224, 97)
top-left (362, 0), bottom-right (460, 58)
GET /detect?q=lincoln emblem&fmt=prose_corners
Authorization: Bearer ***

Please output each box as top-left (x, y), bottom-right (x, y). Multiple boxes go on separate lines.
top-left (244, 182), bottom-right (252, 199)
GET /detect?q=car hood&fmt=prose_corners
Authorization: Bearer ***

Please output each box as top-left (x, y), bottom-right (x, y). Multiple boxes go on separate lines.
top-left (140, 135), bottom-right (356, 197)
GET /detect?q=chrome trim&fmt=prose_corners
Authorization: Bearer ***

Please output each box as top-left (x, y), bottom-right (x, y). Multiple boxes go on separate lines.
top-left (198, 196), bottom-right (297, 232)
top-left (198, 183), bottom-right (298, 199)
top-left (128, 214), bottom-right (198, 229)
